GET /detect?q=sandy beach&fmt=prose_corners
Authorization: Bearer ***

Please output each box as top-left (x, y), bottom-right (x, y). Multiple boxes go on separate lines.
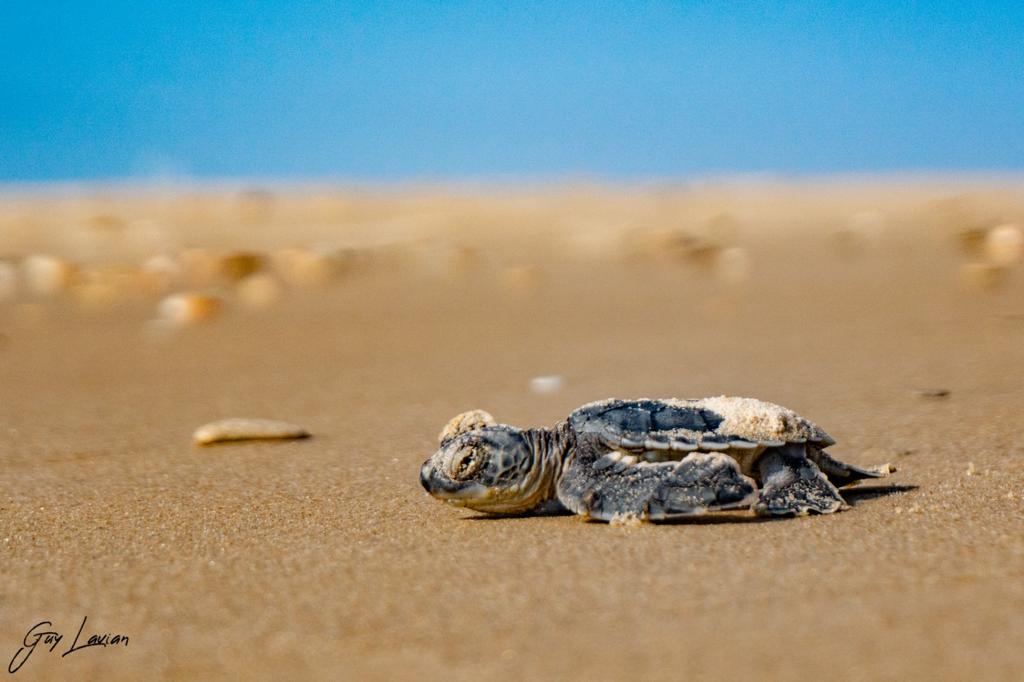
top-left (1, 181), bottom-right (1022, 680)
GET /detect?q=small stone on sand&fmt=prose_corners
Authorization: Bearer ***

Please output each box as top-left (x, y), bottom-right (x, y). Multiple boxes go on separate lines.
top-left (914, 388), bottom-right (950, 398)
top-left (639, 229), bottom-right (720, 266)
top-left (219, 252), bottom-right (266, 281)
top-left (22, 254), bottom-right (76, 296)
top-left (194, 418), bottom-right (311, 445)
top-left (140, 254), bottom-right (183, 294)
top-left (984, 223), bottom-right (1023, 266)
top-left (272, 248), bottom-right (337, 287)
top-left (955, 227), bottom-right (988, 256)
top-left (529, 375), bottom-right (565, 395)
top-left (158, 293), bottom-right (223, 325)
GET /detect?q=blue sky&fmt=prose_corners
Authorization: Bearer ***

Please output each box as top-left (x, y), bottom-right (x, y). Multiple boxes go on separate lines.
top-left (2, 1), bottom-right (1022, 182)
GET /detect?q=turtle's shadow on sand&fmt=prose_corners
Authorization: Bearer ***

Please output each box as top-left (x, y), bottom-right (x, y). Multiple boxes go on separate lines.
top-left (842, 483), bottom-right (918, 505)
top-left (462, 484), bottom-right (918, 524)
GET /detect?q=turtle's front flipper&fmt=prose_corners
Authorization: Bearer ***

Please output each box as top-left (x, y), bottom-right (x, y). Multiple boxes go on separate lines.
top-left (557, 449), bottom-right (757, 522)
top-left (806, 446), bottom-right (896, 488)
top-left (754, 446), bottom-right (845, 516)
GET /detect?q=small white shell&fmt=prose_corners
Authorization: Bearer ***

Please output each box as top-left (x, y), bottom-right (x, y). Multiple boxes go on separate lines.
top-left (193, 418), bottom-right (310, 445)
top-left (529, 375), bottom-right (564, 395)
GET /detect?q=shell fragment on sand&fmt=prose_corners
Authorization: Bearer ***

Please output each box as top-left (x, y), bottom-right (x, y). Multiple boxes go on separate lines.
top-left (914, 388), bottom-right (950, 399)
top-left (193, 418), bottom-right (311, 445)
top-left (529, 375), bottom-right (565, 395)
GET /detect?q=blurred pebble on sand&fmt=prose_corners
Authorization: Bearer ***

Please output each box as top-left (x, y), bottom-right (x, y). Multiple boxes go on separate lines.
top-left (954, 227), bottom-right (989, 257)
top-left (218, 251), bottom-right (266, 282)
top-left (959, 262), bottom-right (1006, 292)
top-left (635, 229), bottom-right (721, 267)
top-left (914, 388), bottom-right (950, 399)
top-left (984, 223), bottom-right (1023, 266)
top-left (529, 375), bottom-right (564, 395)
top-left (22, 254), bottom-right (76, 296)
top-left (271, 248), bottom-right (337, 287)
top-left (158, 292), bottom-right (223, 326)
top-left (140, 254), bottom-right (183, 295)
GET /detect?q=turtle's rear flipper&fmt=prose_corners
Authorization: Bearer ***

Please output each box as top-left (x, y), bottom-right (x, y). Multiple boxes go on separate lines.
top-left (754, 447), bottom-right (845, 516)
top-left (807, 447), bottom-right (896, 488)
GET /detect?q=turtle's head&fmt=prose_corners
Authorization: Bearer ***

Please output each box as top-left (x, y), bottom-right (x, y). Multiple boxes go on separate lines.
top-left (420, 410), bottom-right (551, 514)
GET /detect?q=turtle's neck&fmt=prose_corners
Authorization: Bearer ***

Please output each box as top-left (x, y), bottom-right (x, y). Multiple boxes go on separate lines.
top-left (523, 420), bottom-right (576, 504)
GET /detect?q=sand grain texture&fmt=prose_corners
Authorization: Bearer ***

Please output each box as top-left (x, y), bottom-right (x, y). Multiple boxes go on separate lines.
top-left (1, 184), bottom-right (1023, 681)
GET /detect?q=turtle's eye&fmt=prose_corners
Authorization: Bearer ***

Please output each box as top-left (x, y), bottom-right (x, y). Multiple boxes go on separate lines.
top-left (450, 447), bottom-right (483, 480)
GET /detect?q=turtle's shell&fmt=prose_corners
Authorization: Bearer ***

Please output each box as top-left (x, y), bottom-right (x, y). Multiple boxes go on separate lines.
top-left (569, 397), bottom-right (834, 473)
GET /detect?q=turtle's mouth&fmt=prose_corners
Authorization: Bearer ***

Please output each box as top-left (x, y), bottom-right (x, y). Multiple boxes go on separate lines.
top-left (420, 461), bottom-right (489, 504)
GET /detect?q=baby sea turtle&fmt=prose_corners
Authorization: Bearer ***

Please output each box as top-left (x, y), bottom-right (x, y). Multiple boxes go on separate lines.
top-left (420, 397), bottom-right (895, 522)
